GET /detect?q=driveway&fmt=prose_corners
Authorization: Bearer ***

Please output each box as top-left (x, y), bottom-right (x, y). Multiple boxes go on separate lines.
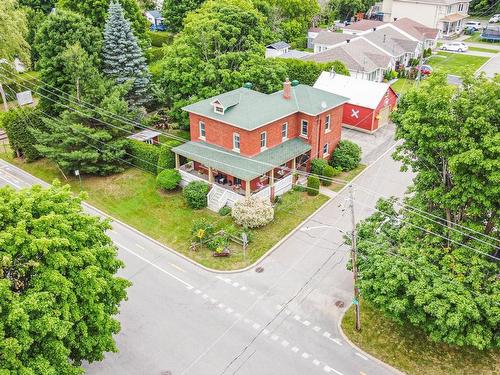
top-left (477, 52), bottom-right (500, 77)
top-left (0, 145), bottom-right (413, 375)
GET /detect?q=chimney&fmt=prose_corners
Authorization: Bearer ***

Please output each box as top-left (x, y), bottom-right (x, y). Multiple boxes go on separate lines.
top-left (283, 78), bottom-right (291, 99)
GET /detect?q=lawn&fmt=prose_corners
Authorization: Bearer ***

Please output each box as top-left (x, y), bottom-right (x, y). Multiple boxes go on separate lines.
top-left (342, 301), bottom-right (500, 375)
top-left (390, 78), bottom-right (416, 95)
top-left (427, 52), bottom-right (489, 75)
top-left (329, 164), bottom-right (366, 192)
top-left (0, 151), bottom-right (328, 270)
top-left (465, 31), bottom-right (500, 44)
top-left (468, 46), bottom-right (498, 53)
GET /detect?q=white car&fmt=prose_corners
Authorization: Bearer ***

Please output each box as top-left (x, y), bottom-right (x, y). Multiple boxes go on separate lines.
top-left (489, 14), bottom-right (500, 23)
top-left (464, 21), bottom-right (482, 31)
top-left (441, 42), bottom-right (468, 52)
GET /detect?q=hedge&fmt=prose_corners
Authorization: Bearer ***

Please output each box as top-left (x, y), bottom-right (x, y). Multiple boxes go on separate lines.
top-left (310, 158), bottom-right (329, 176)
top-left (127, 139), bottom-right (160, 174)
top-left (156, 169), bottom-right (181, 191)
top-left (157, 139), bottom-right (182, 173)
top-left (321, 165), bottom-right (340, 186)
top-left (1, 107), bottom-right (44, 161)
top-left (330, 140), bottom-right (362, 171)
top-left (307, 176), bottom-right (320, 196)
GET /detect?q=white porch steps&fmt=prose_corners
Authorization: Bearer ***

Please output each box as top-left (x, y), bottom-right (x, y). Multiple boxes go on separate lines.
top-left (208, 185), bottom-right (226, 212)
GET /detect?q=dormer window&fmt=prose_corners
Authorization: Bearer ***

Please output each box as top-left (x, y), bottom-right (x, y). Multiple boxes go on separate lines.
top-left (214, 104), bottom-right (224, 114)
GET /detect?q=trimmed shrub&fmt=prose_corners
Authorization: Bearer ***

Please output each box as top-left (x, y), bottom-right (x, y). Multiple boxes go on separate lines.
top-left (321, 165), bottom-right (340, 186)
top-left (310, 158), bottom-right (328, 176)
top-left (330, 140), bottom-right (362, 171)
top-left (231, 197), bottom-right (274, 228)
top-left (183, 181), bottom-right (210, 209)
top-left (218, 206), bottom-right (231, 216)
top-left (157, 139), bottom-right (182, 173)
top-left (127, 139), bottom-right (160, 174)
top-left (307, 176), bottom-right (320, 196)
top-left (293, 184), bottom-right (307, 192)
top-left (2, 107), bottom-right (45, 161)
top-left (156, 169), bottom-right (181, 191)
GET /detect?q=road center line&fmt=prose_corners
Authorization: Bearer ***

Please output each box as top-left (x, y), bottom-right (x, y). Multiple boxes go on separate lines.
top-left (116, 242), bottom-right (194, 290)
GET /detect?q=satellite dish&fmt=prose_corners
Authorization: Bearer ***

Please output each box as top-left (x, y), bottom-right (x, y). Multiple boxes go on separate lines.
top-left (321, 101), bottom-right (327, 109)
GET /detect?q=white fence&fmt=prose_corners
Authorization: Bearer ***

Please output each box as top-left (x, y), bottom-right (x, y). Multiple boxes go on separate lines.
top-left (179, 169), bottom-right (206, 187)
top-left (275, 174), bottom-right (293, 197)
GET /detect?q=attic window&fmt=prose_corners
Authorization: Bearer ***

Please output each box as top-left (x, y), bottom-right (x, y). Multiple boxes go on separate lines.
top-left (214, 104), bottom-right (224, 114)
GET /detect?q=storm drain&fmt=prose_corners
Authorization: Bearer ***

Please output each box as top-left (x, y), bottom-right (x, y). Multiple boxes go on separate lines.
top-left (334, 300), bottom-right (345, 308)
top-left (255, 266), bottom-right (264, 273)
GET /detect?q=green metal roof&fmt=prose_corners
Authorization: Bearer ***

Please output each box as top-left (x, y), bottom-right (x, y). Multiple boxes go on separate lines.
top-left (172, 138), bottom-right (311, 181)
top-left (182, 85), bottom-right (349, 131)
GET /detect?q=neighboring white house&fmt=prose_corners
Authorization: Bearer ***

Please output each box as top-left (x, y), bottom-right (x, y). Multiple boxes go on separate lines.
top-left (307, 27), bottom-right (325, 49)
top-left (144, 10), bottom-right (164, 26)
top-left (265, 41), bottom-right (291, 58)
top-left (381, 0), bottom-right (470, 37)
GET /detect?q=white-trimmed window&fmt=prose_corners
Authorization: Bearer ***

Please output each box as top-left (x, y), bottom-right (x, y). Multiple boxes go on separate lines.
top-left (281, 123), bottom-right (288, 141)
top-left (199, 121), bottom-right (206, 139)
top-left (233, 133), bottom-right (240, 152)
top-left (260, 131), bottom-right (267, 150)
top-left (214, 104), bottom-right (224, 114)
top-left (325, 115), bottom-right (331, 132)
top-left (323, 143), bottom-right (329, 156)
top-left (301, 120), bottom-right (308, 137)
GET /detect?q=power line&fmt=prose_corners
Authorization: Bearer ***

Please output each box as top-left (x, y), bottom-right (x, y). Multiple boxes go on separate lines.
top-left (353, 198), bottom-right (500, 261)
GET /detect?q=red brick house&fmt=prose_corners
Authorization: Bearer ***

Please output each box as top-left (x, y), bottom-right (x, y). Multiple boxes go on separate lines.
top-left (314, 72), bottom-right (398, 133)
top-left (172, 80), bottom-right (348, 211)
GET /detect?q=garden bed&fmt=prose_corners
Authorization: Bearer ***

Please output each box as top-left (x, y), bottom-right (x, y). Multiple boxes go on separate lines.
top-left (0, 152), bottom-right (328, 270)
top-left (341, 301), bottom-right (500, 375)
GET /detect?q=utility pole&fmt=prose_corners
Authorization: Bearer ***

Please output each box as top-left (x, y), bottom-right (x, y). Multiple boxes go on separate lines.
top-left (0, 83), bottom-right (8, 111)
top-left (349, 184), bottom-right (361, 331)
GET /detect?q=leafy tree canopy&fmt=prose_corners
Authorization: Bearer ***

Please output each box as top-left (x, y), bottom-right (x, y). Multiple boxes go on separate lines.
top-left (58, 0), bottom-right (149, 42)
top-left (19, 0), bottom-right (56, 13)
top-left (34, 9), bottom-right (102, 113)
top-left (161, 0), bottom-right (205, 33)
top-left (0, 0), bottom-right (30, 66)
top-left (324, 0), bottom-right (375, 23)
top-left (353, 73), bottom-right (500, 350)
top-left (0, 183), bottom-right (130, 373)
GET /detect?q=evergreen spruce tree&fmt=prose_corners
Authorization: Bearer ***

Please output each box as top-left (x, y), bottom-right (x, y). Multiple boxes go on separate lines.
top-left (103, 1), bottom-right (151, 106)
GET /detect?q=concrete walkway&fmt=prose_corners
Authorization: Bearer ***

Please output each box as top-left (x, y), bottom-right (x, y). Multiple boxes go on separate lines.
top-left (477, 52), bottom-right (500, 77)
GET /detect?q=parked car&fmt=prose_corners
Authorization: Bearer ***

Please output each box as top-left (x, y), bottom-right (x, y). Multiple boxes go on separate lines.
top-left (441, 42), bottom-right (468, 52)
top-left (464, 21), bottom-right (482, 31)
top-left (417, 65), bottom-right (433, 76)
top-left (489, 14), bottom-right (500, 23)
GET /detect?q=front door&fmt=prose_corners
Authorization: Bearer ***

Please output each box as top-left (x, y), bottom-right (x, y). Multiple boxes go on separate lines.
top-left (378, 106), bottom-right (390, 129)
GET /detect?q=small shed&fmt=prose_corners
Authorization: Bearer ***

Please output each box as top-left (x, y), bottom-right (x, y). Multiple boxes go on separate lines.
top-left (145, 10), bottom-right (164, 26)
top-left (314, 72), bottom-right (398, 133)
top-left (265, 41), bottom-right (290, 58)
top-left (127, 129), bottom-right (161, 145)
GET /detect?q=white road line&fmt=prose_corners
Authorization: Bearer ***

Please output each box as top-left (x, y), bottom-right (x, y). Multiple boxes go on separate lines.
top-left (293, 315), bottom-right (301, 321)
top-left (330, 338), bottom-right (343, 346)
top-left (326, 366), bottom-right (344, 375)
top-left (116, 242), bottom-right (194, 290)
top-left (323, 331), bottom-right (331, 338)
top-left (312, 359), bottom-right (320, 366)
top-left (291, 346), bottom-right (299, 353)
top-left (135, 243), bottom-right (145, 250)
top-left (271, 334), bottom-right (279, 341)
top-left (210, 298), bottom-right (217, 304)
top-left (240, 286), bottom-right (247, 291)
top-left (276, 304), bottom-right (283, 310)
top-left (218, 303), bottom-right (225, 309)
top-left (262, 329), bottom-right (270, 335)
top-left (313, 326), bottom-right (321, 332)
top-left (225, 307), bottom-right (233, 314)
top-left (169, 263), bottom-right (186, 273)
top-left (232, 282), bottom-right (239, 287)
top-left (243, 318), bottom-right (250, 324)
top-left (194, 289), bottom-right (202, 294)
top-left (234, 313), bottom-right (242, 318)
top-left (202, 294), bottom-right (208, 299)
top-left (252, 323), bottom-right (261, 330)
top-left (301, 352), bottom-right (311, 359)
top-left (0, 175), bottom-right (22, 188)
top-left (302, 320), bottom-right (311, 326)
top-left (355, 352), bottom-right (368, 361)
top-left (281, 340), bottom-right (289, 347)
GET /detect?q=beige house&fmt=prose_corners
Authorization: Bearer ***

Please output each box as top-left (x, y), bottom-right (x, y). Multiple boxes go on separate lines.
top-left (382, 0), bottom-right (470, 37)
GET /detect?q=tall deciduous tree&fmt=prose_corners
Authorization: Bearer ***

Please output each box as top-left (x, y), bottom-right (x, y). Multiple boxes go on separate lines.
top-left (103, 1), bottom-right (151, 106)
top-left (0, 183), bottom-right (130, 373)
top-left (58, 0), bottom-right (148, 42)
top-left (19, 0), bottom-right (56, 13)
top-left (352, 73), bottom-right (500, 350)
top-left (34, 9), bottom-right (102, 114)
top-left (0, 0), bottom-right (30, 66)
top-left (161, 0), bottom-right (205, 33)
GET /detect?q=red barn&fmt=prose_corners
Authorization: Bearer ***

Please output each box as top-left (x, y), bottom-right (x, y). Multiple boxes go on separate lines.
top-left (314, 72), bottom-right (398, 133)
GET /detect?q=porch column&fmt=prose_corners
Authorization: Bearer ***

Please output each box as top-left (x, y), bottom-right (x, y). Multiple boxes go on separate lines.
top-left (245, 180), bottom-right (251, 198)
top-left (208, 167), bottom-right (214, 184)
top-left (292, 157), bottom-right (296, 172)
top-left (269, 169), bottom-right (275, 202)
top-left (175, 153), bottom-right (180, 169)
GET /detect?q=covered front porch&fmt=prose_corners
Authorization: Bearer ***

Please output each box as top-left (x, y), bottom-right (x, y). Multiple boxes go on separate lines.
top-left (172, 139), bottom-right (311, 211)
top-left (440, 14), bottom-right (468, 37)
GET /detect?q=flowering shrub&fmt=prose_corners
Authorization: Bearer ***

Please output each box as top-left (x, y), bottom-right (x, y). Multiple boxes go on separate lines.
top-left (231, 197), bottom-right (274, 228)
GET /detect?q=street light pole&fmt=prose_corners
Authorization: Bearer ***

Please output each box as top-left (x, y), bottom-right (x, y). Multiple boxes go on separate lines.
top-left (349, 184), bottom-right (361, 331)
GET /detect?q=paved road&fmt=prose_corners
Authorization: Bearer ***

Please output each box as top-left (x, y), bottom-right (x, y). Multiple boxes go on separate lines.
top-left (0, 141), bottom-right (413, 375)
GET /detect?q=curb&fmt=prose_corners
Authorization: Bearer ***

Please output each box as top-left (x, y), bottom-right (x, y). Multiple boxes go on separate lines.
top-left (337, 307), bottom-right (406, 375)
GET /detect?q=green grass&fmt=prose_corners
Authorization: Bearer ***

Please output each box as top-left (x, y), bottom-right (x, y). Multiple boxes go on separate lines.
top-left (391, 78), bottom-right (416, 95)
top-left (468, 46), bottom-right (498, 53)
top-left (328, 164), bottom-right (366, 192)
top-left (0, 151), bottom-right (328, 270)
top-left (342, 301), bottom-right (500, 375)
top-left (464, 31), bottom-right (500, 44)
top-left (427, 52), bottom-right (489, 75)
